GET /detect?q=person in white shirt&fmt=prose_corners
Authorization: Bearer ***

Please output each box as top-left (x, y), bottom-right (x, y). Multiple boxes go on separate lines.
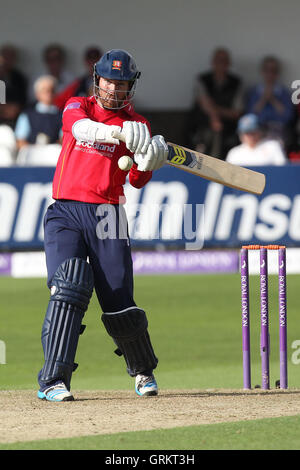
top-left (15, 75), bottom-right (62, 165)
top-left (226, 113), bottom-right (287, 166)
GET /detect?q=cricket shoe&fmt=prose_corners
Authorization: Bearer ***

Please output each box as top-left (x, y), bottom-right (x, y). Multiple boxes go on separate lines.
top-left (37, 382), bottom-right (74, 402)
top-left (135, 374), bottom-right (158, 397)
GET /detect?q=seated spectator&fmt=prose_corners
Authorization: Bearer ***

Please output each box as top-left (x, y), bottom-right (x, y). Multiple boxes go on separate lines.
top-left (0, 124), bottom-right (17, 165)
top-left (42, 44), bottom-right (74, 95)
top-left (185, 47), bottom-right (243, 160)
top-left (15, 75), bottom-right (62, 165)
top-left (226, 114), bottom-right (287, 166)
top-left (0, 44), bottom-right (28, 128)
top-left (245, 56), bottom-right (296, 146)
top-left (54, 46), bottom-right (102, 110)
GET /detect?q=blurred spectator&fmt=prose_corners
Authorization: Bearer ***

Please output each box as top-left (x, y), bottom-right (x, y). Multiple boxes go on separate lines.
top-left (15, 75), bottom-right (62, 165)
top-left (42, 44), bottom-right (74, 94)
top-left (54, 46), bottom-right (102, 110)
top-left (245, 56), bottom-right (296, 146)
top-left (185, 47), bottom-right (243, 159)
top-left (0, 44), bottom-right (28, 128)
top-left (226, 114), bottom-right (287, 166)
top-left (0, 124), bottom-right (17, 165)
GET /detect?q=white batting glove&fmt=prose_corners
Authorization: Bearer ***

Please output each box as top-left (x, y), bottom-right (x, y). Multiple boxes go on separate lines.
top-left (122, 121), bottom-right (151, 154)
top-left (135, 135), bottom-right (169, 171)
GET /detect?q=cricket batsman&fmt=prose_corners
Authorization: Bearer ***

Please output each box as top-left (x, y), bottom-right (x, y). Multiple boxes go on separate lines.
top-left (37, 49), bottom-right (168, 402)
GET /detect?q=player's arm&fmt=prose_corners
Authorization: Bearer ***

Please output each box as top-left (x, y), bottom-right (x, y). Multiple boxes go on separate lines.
top-left (62, 98), bottom-right (120, 145)
top-left (128, 163), bottom-right (152, 188)
top-left (63, 99), bottom-right (151, 152)
top-left (72, 118), bottom-right (121, 145)
top-left (72, 117), bottom-right (152, 153)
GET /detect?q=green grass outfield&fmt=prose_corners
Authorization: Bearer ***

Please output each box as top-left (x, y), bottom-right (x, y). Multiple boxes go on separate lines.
top-left (1, 416), bottom-right (300, 450)
top-left (1, 273), bottom-right (300, 450)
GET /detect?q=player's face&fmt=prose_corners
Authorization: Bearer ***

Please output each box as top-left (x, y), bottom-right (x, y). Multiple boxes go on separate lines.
top-left (98, 77), bottom-right (130, 109)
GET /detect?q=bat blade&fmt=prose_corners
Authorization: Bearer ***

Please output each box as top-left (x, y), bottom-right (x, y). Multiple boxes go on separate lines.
top-left (111, 129), bottom-right (266, 195)
top-left (167, 143), bottom-right (266, 195)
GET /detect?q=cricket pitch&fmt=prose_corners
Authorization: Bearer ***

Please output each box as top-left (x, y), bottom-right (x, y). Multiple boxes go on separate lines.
top-left (1, 389), bottom-right (300, 444)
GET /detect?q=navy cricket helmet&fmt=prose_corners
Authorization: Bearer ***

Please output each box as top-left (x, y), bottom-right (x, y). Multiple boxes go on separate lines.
top-left (93, 49), bottom-right (141, 109)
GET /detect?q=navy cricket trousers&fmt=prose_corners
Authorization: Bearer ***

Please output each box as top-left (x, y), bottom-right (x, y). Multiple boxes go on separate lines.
top-left (44, 200), bottom-right (135, 313)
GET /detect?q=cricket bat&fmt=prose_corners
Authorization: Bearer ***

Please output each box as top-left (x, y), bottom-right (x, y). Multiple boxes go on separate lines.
top-left (113, 131), bottom-right (266, 195)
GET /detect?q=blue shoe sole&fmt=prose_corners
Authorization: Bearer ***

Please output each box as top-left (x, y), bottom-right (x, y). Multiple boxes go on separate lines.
top-left (37, 390), bottom-right (74, 402)
top-left (135, 386), bottom-right (158, 397)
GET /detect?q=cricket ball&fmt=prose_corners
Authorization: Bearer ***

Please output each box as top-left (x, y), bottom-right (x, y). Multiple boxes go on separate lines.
top-left (118, 155), bottom-right (133, 171)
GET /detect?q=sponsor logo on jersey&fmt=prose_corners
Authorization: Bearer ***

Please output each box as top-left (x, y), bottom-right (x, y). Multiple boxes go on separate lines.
top-left (75, 140), bottom-right (116, 156)
top-left (63, 102), bottom-right (81, 112)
